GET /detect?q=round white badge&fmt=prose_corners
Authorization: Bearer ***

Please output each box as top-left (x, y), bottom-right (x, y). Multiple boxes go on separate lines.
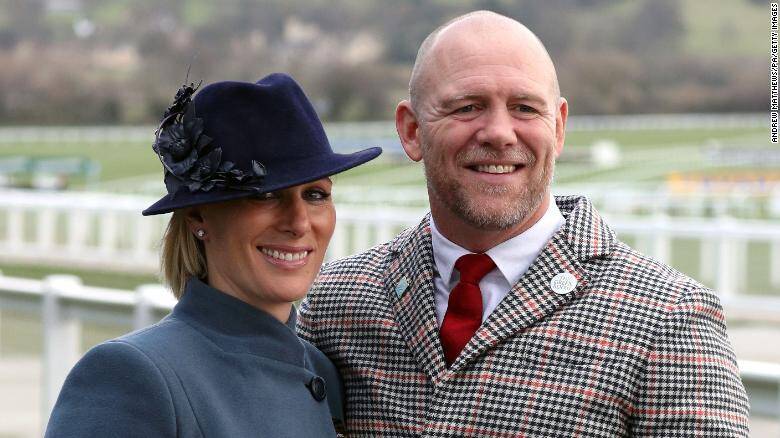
top-left (550, 272), bottom-right (577, 294)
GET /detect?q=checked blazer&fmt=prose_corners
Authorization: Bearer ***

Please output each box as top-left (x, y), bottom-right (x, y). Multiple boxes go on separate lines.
top-left (298, 195), bottom-right (750, 437)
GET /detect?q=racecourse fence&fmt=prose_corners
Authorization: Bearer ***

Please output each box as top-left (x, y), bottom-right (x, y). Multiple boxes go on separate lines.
top-left (0, 274), bottom-right (778, 432)
top-left (1, 183), bottom-right (780, 432)
top-left (0, 188), bottom-right (779, 295)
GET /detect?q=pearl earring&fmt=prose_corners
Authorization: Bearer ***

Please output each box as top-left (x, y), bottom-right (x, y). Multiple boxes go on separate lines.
top-left (196, 229), bottom-right (206, 239)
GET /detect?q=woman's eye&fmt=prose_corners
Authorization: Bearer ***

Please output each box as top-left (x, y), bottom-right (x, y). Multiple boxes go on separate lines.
top-left (306, 189), bottom-right (331, 201)
top-left (252, 191), bottom-right (278, 200)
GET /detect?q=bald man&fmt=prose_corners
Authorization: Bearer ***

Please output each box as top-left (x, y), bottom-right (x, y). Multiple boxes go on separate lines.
top-left (299, 11), bottom-right (749, 437)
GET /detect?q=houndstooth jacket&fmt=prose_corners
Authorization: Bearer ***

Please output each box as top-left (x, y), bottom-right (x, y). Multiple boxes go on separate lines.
top-left (298, 195), bottom-right (750, 437)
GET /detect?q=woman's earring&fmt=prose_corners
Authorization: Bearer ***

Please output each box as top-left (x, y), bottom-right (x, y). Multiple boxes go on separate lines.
top-left (196, 229), bottom-right (206, 239)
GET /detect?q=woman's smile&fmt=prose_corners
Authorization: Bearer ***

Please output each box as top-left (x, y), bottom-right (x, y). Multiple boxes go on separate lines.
top-left (258, 245), bottom-right (314, 268)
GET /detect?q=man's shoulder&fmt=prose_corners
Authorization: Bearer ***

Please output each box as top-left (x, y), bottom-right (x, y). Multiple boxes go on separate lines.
top-left (320, 242), bottom-right (391, 275)
top-left (557, 194), bottom-right (713, 308)
top-left (312, 242), bottom-right (392, 301)
top-left (309, 220), bottom-right (427, 302)
top-left (318, 218), bottom-right (424, 277)
top-left (603, 238), bottom-right (714, 309)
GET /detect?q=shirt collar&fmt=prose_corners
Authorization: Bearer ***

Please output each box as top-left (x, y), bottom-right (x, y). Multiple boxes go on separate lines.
top-left (430, 194), bottom-right (565, 287)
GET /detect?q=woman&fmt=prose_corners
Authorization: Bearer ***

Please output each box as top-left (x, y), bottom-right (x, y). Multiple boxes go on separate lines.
top-left (45, 73), bottom-right (381, 437)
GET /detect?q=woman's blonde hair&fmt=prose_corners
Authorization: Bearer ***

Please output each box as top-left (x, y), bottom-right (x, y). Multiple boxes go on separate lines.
top-left (161, 210), bottom-right (207, 298)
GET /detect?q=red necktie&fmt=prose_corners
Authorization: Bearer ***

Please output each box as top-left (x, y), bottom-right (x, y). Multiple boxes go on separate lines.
top-left (440, 253), bottom-right (496, 366)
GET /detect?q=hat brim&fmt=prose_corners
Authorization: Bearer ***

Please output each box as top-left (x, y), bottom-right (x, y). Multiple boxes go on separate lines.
top-left (142, 146), bottom-right (382, 216)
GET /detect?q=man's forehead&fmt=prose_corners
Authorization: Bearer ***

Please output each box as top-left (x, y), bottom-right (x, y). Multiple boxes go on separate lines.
top-left (437, 14), bottom-right (531, 43)
top-left (421, 19), bottom-right (557, 99)
top-left (429, 17), bottom-right (550, 71)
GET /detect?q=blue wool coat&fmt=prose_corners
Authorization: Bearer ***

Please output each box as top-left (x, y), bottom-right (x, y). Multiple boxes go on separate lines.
top-left (45, 278), bottom-right (343, 437)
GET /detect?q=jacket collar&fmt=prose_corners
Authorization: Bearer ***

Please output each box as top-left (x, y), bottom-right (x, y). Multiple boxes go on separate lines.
top-left (385, 195), bottom-right (616, 381)
top-left (172, 277), bottom-right (306, 367)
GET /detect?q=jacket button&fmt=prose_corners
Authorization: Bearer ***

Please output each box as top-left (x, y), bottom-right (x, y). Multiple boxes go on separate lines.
top-left (308, 376), bottom-right (327, 401)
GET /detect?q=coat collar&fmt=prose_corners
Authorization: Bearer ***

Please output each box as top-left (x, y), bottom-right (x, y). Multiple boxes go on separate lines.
top-left (385, 195), bottom-right (616, 380)
top-left (384, 216), bottom-right (447, 383)
top-left (173, 277), bottom-right (306, 367)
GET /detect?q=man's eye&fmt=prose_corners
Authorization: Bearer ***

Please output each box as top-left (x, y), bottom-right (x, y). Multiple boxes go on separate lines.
top-left (455, 104), bottom-right (476, 114)
top-left (515, 104), bottom-right (537, 113)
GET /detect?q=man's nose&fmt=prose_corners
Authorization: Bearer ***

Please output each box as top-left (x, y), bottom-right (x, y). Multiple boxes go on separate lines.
top-left (278, 197), bottom-right (312, 237)
top-left (475, 108), bottom-right (518, 149)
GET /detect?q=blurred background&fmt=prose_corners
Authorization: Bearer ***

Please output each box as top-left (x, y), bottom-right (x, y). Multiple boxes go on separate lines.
top-left (0, 0), bottom-right (777, 436)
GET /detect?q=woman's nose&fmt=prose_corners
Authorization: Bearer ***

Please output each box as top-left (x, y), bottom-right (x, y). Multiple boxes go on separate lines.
top-left (278, 197), bottom-right (312, 237)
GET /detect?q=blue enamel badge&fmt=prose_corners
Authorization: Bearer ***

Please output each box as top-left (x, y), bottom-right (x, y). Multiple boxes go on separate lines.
top-left (395, 277), bottom-right (409, 297)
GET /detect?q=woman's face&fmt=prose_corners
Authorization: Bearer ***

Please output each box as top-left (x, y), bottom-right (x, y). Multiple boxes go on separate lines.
top-left (187, 178), bottom-right (336, 321)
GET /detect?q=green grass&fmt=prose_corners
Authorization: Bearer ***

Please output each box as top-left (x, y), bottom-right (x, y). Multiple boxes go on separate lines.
top-left (681, 0), bottom-right (766, 57)
top-left (0, 126), bottom-right (766, 191)
top-left (0, 124), bottom-right (777, 290)
top-left (0, 140), bottom-right (159, 185)
top-left (0, 262), bottom-right (159, 290)
top-left (563, 127), bottom-right (765, 150)
top-left (0, 308), bottom-right (133, 357)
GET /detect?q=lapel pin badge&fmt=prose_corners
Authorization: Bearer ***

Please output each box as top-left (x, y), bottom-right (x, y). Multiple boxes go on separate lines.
top-left (395, 277), bottom-right (409, 298)
top-left (550, 272), bottom-right (577, 295)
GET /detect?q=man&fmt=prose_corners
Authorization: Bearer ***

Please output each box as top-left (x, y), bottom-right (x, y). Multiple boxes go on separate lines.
top-left (299, 11), bottom-right (750, 437)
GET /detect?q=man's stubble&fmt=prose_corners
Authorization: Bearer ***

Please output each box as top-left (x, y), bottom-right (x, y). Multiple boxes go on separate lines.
top-left (422, 141), bottom-right (555, 231)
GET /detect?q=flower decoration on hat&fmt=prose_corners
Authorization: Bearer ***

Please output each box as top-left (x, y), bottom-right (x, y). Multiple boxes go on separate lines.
top-left (152, 81), bottom-right (266, 194)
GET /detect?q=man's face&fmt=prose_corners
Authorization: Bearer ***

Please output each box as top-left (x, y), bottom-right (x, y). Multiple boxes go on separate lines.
top-left (412, 27), bottom-right (566, 233)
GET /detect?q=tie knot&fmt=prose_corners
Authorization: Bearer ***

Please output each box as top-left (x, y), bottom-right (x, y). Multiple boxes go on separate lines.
top-left (454, 253), bottom-right (495, 285)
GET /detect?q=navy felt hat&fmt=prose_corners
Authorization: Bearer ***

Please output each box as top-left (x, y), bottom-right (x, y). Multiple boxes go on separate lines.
top-left (142, 73), bottom-right (382, 216)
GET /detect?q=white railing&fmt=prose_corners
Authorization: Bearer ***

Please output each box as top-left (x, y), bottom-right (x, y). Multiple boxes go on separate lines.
top-left (1, 189), bottom-right (779, 296)
top-left (0, 273), bottom-right (777, 434)
top-left (0, 189), bottom-right (426, 273)
top-left (333, 185), bottom-right (780, 219)
top-left (0, 189), bottom-right (168, 273)
top-left (0, 274), bottom-right (175, 430)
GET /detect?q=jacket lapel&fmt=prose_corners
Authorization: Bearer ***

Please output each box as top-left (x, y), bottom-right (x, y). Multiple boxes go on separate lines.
top-left (384, 215), bottom-right (448, 384)
top-left (450, 196), bottom-right (616, 372)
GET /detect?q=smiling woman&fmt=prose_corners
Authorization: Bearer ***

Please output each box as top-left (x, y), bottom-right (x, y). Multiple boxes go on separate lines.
top-left (44, 73), bottom-right (381, 437)
top-left (183, 179), bottom-right (336, 322)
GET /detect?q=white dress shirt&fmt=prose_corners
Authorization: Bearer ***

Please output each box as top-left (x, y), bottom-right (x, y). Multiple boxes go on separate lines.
top-left (430, 196), bottom-right (565, 327)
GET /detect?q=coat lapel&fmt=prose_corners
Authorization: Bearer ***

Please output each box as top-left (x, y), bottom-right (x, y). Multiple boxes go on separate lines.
top-left (384, 215), bottom-right (448, 384)
top-left (450, 196), bottom-right (616, 372)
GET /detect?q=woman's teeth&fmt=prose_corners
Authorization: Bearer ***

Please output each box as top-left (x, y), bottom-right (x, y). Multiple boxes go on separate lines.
top-left (475, 164), bottom-right (516, 174)
top-left (261, 248), bottom-right (309, 261)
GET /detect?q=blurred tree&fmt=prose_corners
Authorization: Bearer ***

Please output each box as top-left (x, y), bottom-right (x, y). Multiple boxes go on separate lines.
top-left (0, 0), bottom-right (767, 123)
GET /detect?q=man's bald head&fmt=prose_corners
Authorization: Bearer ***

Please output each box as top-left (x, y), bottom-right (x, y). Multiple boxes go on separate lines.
top-left (408, 11), bottom-right (560, 114)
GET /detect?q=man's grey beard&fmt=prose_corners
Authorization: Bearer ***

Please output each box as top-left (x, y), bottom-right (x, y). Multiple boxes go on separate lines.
top-left (424, 147), bottom-right (555, 231)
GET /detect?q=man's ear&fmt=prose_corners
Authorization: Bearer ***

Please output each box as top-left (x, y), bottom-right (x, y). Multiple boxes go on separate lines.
top-left (395, 100), bottom-right (423, 162)
top-left (554, 97), bottom-right (568, 158)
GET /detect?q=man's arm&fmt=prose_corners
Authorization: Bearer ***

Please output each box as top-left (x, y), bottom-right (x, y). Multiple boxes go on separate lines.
top-left (631, 287), bottom-right (750, 436)
top-left (298, 284), bottom-right (319, 344)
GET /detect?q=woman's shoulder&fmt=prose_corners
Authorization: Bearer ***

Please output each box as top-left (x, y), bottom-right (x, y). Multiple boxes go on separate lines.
top-left (45, 338), bottom-right (177, 437)
top-left (62, 316), bottom-right (200, 391)
top-left (117, 315), bottom-right (182, 347)
top-left (114, 313), bottom-right (208, 359)
top-left (72, 338), bottom-right (170, 386)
